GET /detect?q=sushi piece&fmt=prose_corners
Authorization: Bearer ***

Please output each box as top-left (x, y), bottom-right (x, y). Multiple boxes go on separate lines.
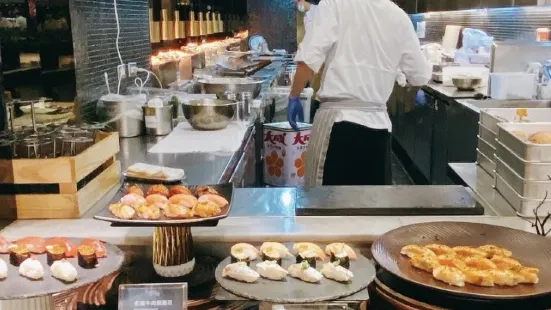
top-left (435, 254), bottom-right (467, 270)
top-left (0, 258), bottom-right (6, 279)
top-left (293, 243), bottom-right (325, 260)
top-left (0, 236), bottom-right (12, 254)
top-left (9, 245), bottom-right (31, 266)
top-left (126, 185), bottom-right (144, 197)
top-left (146, 184), bottom-right (170, 197)
top-left (321, 262), bottom-right (354, 282)
top-left (193, 201), bottom-right (222, 218)
top-left (19, 258), bottom-right (44, 280)
top-left (169, 194), bottom-right (199, 208)
top-left (195, 186), bottom-right (219, 197)
top-left (120, 193), bottom-right (147, 209)
top-left (400, 245), bottom-right (436, 258)
top-left (256, 260), bottom-right (288, 280)
top-left (261, 247), bottom-right (283, 265)
top-left (296, 249), bottom-right (318, 268)
top-left (16, 237), bottom-right (46, 254)
top-left (136, 205), bottom-right (161, 220)
top-left (288, 261), bottom-right (323, 283)
top-left (51, 260), bottom-right (78, 282)
top-left (478, 245), bottom-right (512, 258)
top-left (432, 266), bottom-right (465, 287)
top-left (46, 244), bottom-right (66, 266)
top-left (169, 185), bottom-right (192, 196)
top-left (424, 244), bottom-right (455, 256)
top-left (487, 269), bottom-right (518, 286)
top-left (325, 243), bottom-right (357, 260)
top-left (463, 256), bottom-right (497, 270)
top-left (510, 266), bottom-right (539, 284)
top-left (260, 242), bottom-right (292, 258)
top-left (79, 239), bottom-right (107, 258)
top-left (46, 237), bottom-right (76, 258)
top-left (145, 194), bottom-right (169, 208)
top-left (109, 203), bottom-right (135, 219)
top-left (327, 244), bottom-right (351, 269)
top-left (198, 194), bottom-right (229, 208)
top-left (462, 268), bottom-right (495, 287)
top-left (410, 254), bottom-right (440, 273)
top-left (231, 243), bottom-right (260, 265)
top-left (491, 256), bottom-right (521, 270)
top-left (222, 262), bottom-right (260, 283)
top-left (452, 246), bottom-right (486, 258)
top-left (77, 245), bottom-right (98, 269)
top-left (164, 204), bottom-right (194, 219)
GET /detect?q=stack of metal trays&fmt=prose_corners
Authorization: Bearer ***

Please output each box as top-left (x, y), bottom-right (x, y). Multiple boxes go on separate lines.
top-left (495, 122), bottom-right (551, 216)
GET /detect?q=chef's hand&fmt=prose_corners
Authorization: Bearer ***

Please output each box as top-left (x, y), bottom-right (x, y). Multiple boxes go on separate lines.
top-left (287, 96), bottom-right (304, 131)
top-left (415, 89), bottom-right (426, 106)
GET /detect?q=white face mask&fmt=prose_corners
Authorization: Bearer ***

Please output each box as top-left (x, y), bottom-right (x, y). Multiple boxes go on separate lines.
top-left (297, 2), bottom-right (307, 13)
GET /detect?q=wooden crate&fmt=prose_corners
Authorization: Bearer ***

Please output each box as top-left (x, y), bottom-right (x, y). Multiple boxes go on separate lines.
top-left (0, 132), bottom-right (121, 219)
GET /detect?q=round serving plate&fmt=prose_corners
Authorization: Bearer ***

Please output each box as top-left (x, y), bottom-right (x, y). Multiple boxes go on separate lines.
top-left (372, 222), bottom-right (551, 300)
top-left (215, 253), bottom-right (375, 303)
top-left (0, 238), bottom-right (124, 300)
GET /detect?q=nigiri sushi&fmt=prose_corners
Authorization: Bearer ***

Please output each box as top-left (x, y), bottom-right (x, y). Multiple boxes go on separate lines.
top-left (452, 246), bottom-right (486, 258)
top-left (478, 244), bottom-right (512, 258)
top-left (169, 194), bottom-right (199, 208)
top-left (46, 244), bottom-right (66, 266)
top-left (288, 261), bottom-right (323, 283)
top-left (293, 243), bottom-right (325, 260)
top-left (126, 185), bottom-right (144, 196)
top-left (256, 260), bottom-right (288, 280)
top-left (16, 237), bottom-right (46, 254)
top-left (432, 266), bottom-right (465, 287)
top-left (321, 262), bottom-right (354, 282)
top-left (222, 262), bottom-right (260, 283)
top-left (425, 244), bottom-right (455, 256)
top-left (146, 184), bottom-right (170, 197)
top-left (145, 194), bottom-right (169, 208)
top-left (261, 246), bottom-right (283, 265)
top-left (9, 245), bottom-right (31, 266)
top-left (109, 203), bottom-right (135, 219)
top-left (164, 204), bottom-right (194, 219)
top-left (295, 249), bottom-right (318, 268)
top-left (260, 242), bottom-right (292, 258)
top-left (462, 268), bottom-right (494, 287)
top-left (136, 205), bottom-right (161, 220)
top-left (195, 186), bottom-right (218, 197)
top-left (120, 193), bottom-right (147, 208)
top-left (487, 269), bottom-right (518, 286)
top-left (325, 243), bottom-right (358, 260)
top-left (46, 237), bottom-right (76, 257)
top-left (79, 239), bottom-right (107, 258)
top-left (231, 243), bottom-right (260, 265)
top-left (19, 258), bottom-right (44, 280)
top-left (400, 245), bottom-right (436, 258)
top-left (169, 185), bottom-right (192, 196)
top-left (0, 258), bottom-right (7, 279)
top-left (0, 236), bottom-right (11, 254)
top-left (193, 201), bottom-right (222, 218)
top-left (198, 194), bottom-right (229, 208)
top-left (510, 266), bottom-right (539, 284)
top-left (410, 254), bottom-right (440, 273)
top-left (491, 256), bottom-right (521, 270)
top-left (51, 260), bottom-right (78, 282)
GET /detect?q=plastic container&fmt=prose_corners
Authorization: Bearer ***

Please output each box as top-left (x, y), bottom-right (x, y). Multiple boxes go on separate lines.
top-left (489, 73), bottom-right (537, 100)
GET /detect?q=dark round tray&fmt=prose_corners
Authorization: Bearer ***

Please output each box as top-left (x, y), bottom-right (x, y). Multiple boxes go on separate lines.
top-left (0, 238), bottom-right (124, 300)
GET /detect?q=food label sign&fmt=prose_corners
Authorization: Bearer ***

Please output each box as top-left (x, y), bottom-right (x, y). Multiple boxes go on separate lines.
top-left (118, 283), bottom-right (187, 310)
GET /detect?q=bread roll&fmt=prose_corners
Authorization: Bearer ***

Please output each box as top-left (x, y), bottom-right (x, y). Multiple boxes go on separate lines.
top-left (528, 131), bottom-right (551, 144)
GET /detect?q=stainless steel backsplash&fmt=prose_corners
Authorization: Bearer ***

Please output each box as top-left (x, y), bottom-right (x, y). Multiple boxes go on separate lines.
top-left (491, 41), bottom-right (551, 72)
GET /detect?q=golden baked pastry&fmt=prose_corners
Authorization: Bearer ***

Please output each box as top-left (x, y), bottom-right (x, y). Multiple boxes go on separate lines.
top-left (528, 131), bottom-right (551, 144)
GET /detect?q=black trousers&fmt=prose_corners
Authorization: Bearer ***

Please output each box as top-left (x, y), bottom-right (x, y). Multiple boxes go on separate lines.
top-left (322, 121), bottom-right (392, 186)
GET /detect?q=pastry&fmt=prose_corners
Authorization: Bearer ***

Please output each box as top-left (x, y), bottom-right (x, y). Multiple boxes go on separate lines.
top-left (528, 131), bottom-right (551, 144)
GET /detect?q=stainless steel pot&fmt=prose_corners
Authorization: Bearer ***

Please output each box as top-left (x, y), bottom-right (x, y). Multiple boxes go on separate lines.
top-left (198, 77), bottom-right (263, 99)
top-left (182, 99), bottom-right (237, 131)
top-left (103, 98), bottom-right (145, 138)
top-left (452, 77), bottom-right (482, 91)
top-left (143, 105), bottom-right (174, 136)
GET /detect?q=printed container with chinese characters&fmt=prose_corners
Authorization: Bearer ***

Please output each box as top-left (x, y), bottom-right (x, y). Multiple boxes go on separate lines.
top-left (263, 122), bottom-right (312, 187)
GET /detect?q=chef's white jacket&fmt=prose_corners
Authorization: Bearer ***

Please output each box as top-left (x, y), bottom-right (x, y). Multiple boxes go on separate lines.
top-left (303, 4), bottom-right (319, 34)
top-left (295, 0), bottom-right (431, 131)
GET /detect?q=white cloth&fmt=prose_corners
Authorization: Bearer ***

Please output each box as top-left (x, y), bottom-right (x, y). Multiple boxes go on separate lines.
top-left (303, 4), bottom-right (319, 34)
top-left (148, 121), bottom-right (249, 154)
top-left (295, 0), bottom-right (431, 131)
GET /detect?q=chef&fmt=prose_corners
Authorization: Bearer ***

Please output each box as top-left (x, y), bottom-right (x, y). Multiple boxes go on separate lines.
top-left (296, 0), bottom-right (319, 33)
top-left (288, 0), bottom-right (431, 187)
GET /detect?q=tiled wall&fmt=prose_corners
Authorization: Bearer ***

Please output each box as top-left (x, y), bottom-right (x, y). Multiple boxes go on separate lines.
top-left (248, 0), bottom-right (297, 53)
top-left (411, 5), bottom-right (551, 43)
top-left (69, 0), bottom-right (151, 120)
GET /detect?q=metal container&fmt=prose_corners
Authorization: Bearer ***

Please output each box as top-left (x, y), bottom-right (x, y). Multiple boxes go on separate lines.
top-left (182, 99), bottom-right (237, 131)
top-left (497, 122), bottom-right (551, 161)
top-left (480, 108), bottom-right (551, 133)
top-left (496, 140), bottom-right (551, 181)
top-left (477, 136), bottom-right (495, 159)
top-left (143, 105), bottom-right (174, 136)
top-left (476, 149), bottom-right (495, 176)
top-left (496, 156), bottom-right (551, 199)
top-left (495, 173), bottom-right (551, 216)
top-left (478, 123), bottom-right (497, 148)
top-left (452, 77), bottom-right (482, 91)
top-left (198, 77), bottom-right (263, 99)
top-left (190, 51), bottom-right (206, 69)
top-left (103, 97), bottom-right (145, 138)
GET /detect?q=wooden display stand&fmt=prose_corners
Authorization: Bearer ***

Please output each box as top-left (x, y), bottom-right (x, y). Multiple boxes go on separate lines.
top-left (0, 132), bottom-right (121, 219)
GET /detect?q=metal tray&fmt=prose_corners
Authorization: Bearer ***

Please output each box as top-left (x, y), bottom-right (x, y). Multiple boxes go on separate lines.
top-left (479, 108), bottom-right (551, 133)
top-left (495, 174), bottom-right (551, 216)
top-left (497, 122), bottom-right (551, 161)
top-left (477, 136), bottom-right (496, 159)
top-left (476, 149), bottom-right (495, 176)
top-left (495, 156), bottom-right (551, 199)
top-left (0, 238), bottom-right (124, 300)
top-left (94, 183), bottom-right (234, 227)
top-left (496, 141), bottom-right (551, 181)
top-left (478, 123), bottom-right (497, 148)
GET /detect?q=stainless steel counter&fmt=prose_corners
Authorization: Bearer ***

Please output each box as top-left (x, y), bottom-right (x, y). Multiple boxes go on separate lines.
top-left (424, 83), bottom-right (487, 99)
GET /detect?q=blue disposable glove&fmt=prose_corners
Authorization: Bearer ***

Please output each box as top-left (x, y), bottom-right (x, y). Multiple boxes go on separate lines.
top-left (415, 89), bottom-right (426, 106)
top-left (287, 96), bottom-right (304, 131)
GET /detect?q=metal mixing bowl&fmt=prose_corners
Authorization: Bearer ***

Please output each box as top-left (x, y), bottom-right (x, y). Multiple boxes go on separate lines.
top-left (182, 99), bottom-right (237, 131)
top-left (452, 77), bottom-right (482, 91)
top-left (197, 77), bottom-right (264, 99)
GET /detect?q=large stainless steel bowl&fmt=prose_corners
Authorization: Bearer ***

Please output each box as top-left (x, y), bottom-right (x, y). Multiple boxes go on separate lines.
top-left (452, 76), bottom-right (482, 91)
top-left (197, 77), bottom-right (264, 99)
top-left (182, 99), bottom-right (237, 131)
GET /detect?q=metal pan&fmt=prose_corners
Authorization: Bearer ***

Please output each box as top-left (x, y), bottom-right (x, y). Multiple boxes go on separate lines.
top-left (496, 141), bottom-right (551, 181)
top-left (372, 222), bottom-right (551, 299)
top-left (478, 123), bottom-right (497, 148)
top-left (495, 156), bottom-right (551, 199)
top-left (94, 183), bottom-right (233, 227)
top-left (480, 108), bottom-right (551, 133)
top-left (495, 173), bottom-right (551, 216)
top-left (476, 149), bottom-right (495, 176)
top-left (497, 123), bottom-right (551, 161)
top-left (477, 136), bottom-right (496, 160)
